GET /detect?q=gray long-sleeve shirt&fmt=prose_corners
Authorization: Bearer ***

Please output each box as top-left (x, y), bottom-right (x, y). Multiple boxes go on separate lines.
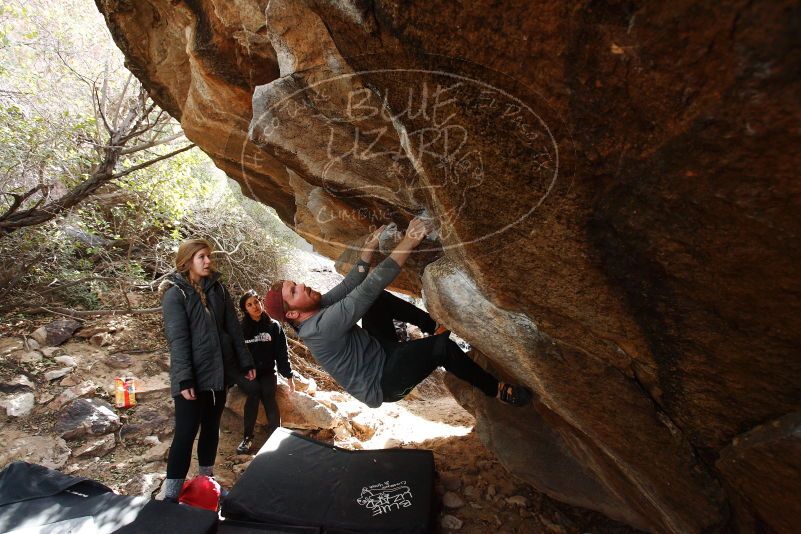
top-left (297, 257), bottom-right (401, 407)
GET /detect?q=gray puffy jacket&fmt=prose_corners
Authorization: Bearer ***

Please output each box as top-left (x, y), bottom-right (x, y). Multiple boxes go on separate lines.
top-left (160, 271), bottom-right (253, 397)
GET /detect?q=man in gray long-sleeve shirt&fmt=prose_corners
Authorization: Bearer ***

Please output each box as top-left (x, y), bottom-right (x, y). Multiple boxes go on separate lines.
top-left (264, 218), bottom-right (532, 408)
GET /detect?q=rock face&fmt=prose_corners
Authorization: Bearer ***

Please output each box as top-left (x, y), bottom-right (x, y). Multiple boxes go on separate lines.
top-left (716, 412), bottom-right (801, 534)
top-left (97, 1), bottom-right (801, 531)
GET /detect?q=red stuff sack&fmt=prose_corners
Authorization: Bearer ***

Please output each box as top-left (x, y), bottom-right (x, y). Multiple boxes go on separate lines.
top-left (178, 475), bottom-right (221, 511)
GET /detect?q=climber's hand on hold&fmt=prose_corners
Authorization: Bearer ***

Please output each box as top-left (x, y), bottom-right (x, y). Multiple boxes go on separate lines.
top-left (403, 217), bottom-right (430, 247)
top-left (390, 217), bottom-right (432, 267)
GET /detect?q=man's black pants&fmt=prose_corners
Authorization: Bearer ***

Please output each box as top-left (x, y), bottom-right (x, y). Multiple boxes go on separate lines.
top-left (364, 291), bottom-right (498, 402)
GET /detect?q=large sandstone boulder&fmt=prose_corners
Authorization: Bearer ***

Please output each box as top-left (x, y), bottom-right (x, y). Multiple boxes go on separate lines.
top-left (226, 382), bottom-right (342, 431)
top-left (716, 411), bottom-right (801, 534)
top-left (97, 1), bottom-right (801, 531)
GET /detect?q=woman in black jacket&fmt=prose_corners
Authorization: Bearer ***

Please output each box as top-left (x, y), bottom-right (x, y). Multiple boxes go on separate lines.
top-left (235, 289), bottom-right (295, 454)
top-left (159, 239), bottom-right (255, 502)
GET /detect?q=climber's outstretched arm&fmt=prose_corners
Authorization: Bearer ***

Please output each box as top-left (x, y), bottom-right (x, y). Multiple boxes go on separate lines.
top-left (389, 218), bottom-right (432, 268)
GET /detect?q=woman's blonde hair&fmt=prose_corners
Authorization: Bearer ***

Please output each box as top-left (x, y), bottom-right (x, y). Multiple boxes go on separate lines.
top-left (175, 238), bottom-right (214, 308)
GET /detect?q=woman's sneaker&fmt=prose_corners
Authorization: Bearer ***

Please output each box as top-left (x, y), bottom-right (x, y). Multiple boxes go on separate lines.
top-left (497, 383), bottom-right (533, 407)
top-left (236, 436), bottom-right (253, 454)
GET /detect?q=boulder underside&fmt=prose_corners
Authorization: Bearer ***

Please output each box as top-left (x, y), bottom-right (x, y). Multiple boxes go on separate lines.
top-left (96, 0), bottom-right (801, 531)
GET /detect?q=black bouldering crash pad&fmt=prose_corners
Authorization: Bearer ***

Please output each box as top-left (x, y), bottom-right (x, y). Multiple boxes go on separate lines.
top-left (221, 428), bottom-right (435, 533)
top-left (0, 461), bottom-right (218, 533)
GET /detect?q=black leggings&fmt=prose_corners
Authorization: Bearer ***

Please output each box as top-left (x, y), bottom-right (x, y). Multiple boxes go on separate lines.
top-left (364, 291), bottom-right (499, 402)
top-left (362, 290), bottom-right (437, 341)
top-left (234, 371), bottom-right (280, 439)
top-left (166, 389), bottom-right (227, 479)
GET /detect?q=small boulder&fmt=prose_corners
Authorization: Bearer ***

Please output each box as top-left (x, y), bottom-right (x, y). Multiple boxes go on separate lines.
top-left (41, 346), bottom-right (64, 358)
top-left (0, 392), bottom-right (35, 417)
top-left (0, 337), bottom-right (24, 356)
top-left (60, 375), bottom-right (81, 387)
top-left (16, 374), bottom-right (35, 388)
top-left (441, 514), bottom-right (463, 530)
top-left (0, 374), bottom-right (35, 393)
top-left (30, 318), bottom-right (81, 346)
top-left (123, 472), bottom-right (164, 498)
top-left (25, 338), bottom-right (40, 350)
top-left (142, 440), bottom-right (171, 463)
top-left (443, 491), bottom-right (465, 509)
top-left (50, 381), bottom-right (97, 410)
top-left (0, 434), bottom-right (71, 469)
top-left (233, 459), bottom-right (253, 476)
top-left (134, 373), bottom-right (170, 401)
top-left (73, 434), bottom-right (116, 458)
top-left (28, 327), bottom-right (47, 346)
top-left (506, 495), bottom-right (528, 507)
top-left (54, 355), bottom-right (77, 367)
top-left (142, 435), bottom-right (161, 446)
top-left (104, 352), bottom-right (134, 369)
top-left (440, 472), bottom-right (462, 492)
top-left (119, 403), bottom-right (174, 443)
top-left (13, 350), bottom-right (43, 364)
top-left (44, 367), bottom-right (74, 381)
top-left (349, 414), bottom-right (377, 441)
top-left (55, 398), bottom-right (121, 440)
top-left (75, 325), bottom-right (113, 338)
top-left (89, 333), bottom-right (112, 347)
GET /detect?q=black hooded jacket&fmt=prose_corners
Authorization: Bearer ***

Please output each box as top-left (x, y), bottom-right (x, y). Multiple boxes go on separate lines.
top-left (160, 271), bottom-right (254, 397)
top-left (240, 313), bottom-right (292, 378)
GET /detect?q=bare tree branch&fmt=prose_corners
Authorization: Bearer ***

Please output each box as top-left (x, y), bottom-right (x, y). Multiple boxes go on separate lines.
top-left (100, 61), bottom-right (110, 120)
top-left (0, 185), bottom-right (48, 221)
top-left (25, 305), bottom-right (162, 317)
top-left (119, 131), bottom-right (185, 155)
top-left (94, 85), bottom-right (113, 135)
top-left (111, 72), bottom-right (133, 129)
top-left (210, 236), bottom-right (245, 256)
top-left (37, 276), bottom-right (119, 295)
top-left (110, 143), bottom-right (195, 180)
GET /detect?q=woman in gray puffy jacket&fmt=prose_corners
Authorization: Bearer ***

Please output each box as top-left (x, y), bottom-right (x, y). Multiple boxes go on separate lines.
top-left (158, 238), bottom-right (254, 502)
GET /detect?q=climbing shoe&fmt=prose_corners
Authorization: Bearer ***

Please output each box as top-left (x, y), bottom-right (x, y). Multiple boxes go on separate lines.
top-left (497, 383), bottom-right (532, 407)
top-left (434, 324), bottom-right (450, 335)
top-left (236, 436), bottom-right (253, 454)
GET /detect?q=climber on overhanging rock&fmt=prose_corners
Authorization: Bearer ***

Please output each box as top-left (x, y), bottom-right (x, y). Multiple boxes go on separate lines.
top-left (263, 217), bottom-right (532, 409)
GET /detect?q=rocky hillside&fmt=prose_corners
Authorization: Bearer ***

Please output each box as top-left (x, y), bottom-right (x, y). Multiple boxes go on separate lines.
top-left (94, 1), bottom-right (801, 532)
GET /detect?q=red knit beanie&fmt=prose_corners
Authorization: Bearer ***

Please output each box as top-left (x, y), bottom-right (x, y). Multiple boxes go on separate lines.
top-left (178, 475), bottom-right (221, 511)
top-left (264, 284), bottom-right (286, 321)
